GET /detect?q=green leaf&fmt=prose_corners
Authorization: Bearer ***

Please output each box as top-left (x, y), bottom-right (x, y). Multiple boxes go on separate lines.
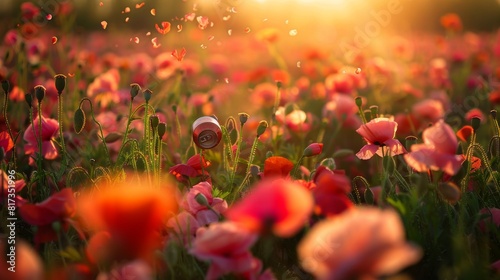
top-left (387, 197), bottom-right (406, 215)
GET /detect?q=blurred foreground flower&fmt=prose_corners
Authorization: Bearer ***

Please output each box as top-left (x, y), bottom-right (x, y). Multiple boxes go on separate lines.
top-left (0, 239), bottom-right (43, 280)
top-left (356, 118), bottom-right (405, 159)
top-left (404, 120), bottom-right (465, 175)
top-left (79, 178), bottom-right (178, 263)
top-left (298, 207), bottom-right (422, 280)
top-left (225, 178), bottom-right (313, 237)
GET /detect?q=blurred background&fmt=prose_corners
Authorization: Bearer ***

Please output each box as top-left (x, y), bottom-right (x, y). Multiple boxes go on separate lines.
top-left (0, 0), bottom-right (499, 33)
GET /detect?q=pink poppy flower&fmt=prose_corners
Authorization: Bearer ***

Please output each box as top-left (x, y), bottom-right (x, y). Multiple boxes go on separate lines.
top-left (225, 178), bottom-right (314, 237)
top-left (251, 82), bottom-right (278, 107)
top-left (404, 120), bottom-right (465, 175)
top-left (298, 207), bottom-right (422, 280)
top-left (181, 181), bottom-right (227, 226)
top-left (24, 115), bottom-right (59, 165)
top-left (412, 99), bottom-right (445, 123)
top-left (167, 212), bottom-right (200, 246)
top-left (355, 118), bottom-right (406, 160)
top-left (96, 260), bottom-right (152, 280)
top-left (155, 52), bottom-right (180, 79)
top-left (189, 222), bottom-right (259, 280)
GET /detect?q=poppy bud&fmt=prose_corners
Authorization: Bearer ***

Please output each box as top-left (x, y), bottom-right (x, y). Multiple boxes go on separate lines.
top-left (405, 136), bottom-right (418, 150)
top-left (303, 143), bottom-right (323, 157)
top-left (25, 92), bottom-right (33, 107)
top-left (192, 116), bottom-right (222, 149)
top-left (276, 80), bottom-right (282, 89)
top-left (355, 96), bottom-right (363, 108)
top-left (491, 110), bottom-right (497, 120)
top-left (256, 121), bottom-right (268, 137)
top-left (437, 182), bottom-right (461, 204)
top-left (195, 193), bottom-right (210, 207)
top-left (369, 105), bottom-right (378, 119)
top-left (158, 122), bottom-right (167, 139)
top-left (54, 74), bottom-right (66, 94)
top-left (130, 83), bottom-right (141, 100)
top-left (1, 80), bottom-right (10, 94)
top-left (34, 85), bottom-right (45, 103)
top-left (471, 116), bottom-right (481, 132)
top-left (150, 115), bottom-right (159, 130)
top-left (238, 112), bottom-right (249, 126)
top-left (143, 89), bottom-right (152, 102)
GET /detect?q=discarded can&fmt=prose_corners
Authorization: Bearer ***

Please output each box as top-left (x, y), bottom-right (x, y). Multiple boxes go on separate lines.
top-left (192, 116), bottom-right (222, 149)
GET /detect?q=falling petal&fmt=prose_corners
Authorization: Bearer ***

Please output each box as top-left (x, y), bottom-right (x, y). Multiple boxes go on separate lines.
top-left (197, 16), bottom-right (209, 29)
top-left (285, 20), bottom-right (289, 24)
top-left (224, 78), bottom-right (229, 84)
top-left (150, 9), bottom-right (156, 16)
top-left (356, 68), bottom-right (362, 74)
top-left (99, 2), bottom-right (103, 6)
top-left (131, 37), bottom-right (139, 44)
top-left (193, 3), bottom-right (198, 11)
top-left (125, 17), bottom-right (129, 22)
top-left (124, 7), bottom-right (130, 13)
top-left (297, 61), bottom-right (301, 68)
top-left (51, 36), bottom-right (57, 44)
top-left (223, 15), bottom-right (231, 21)
top-left (185, 13), bottom-right (195, 21)
top-left (101, 21), bottom-right (108, 30)
top-left (136, 2), bottom-right (145, 9)
top-left (171, 47), bottom-right (187, 61)
top-left (46, 14), bottom-right (52, 20)
top-left (244, 27), bottom-right (251, 33)
top-left (208, 35), bottom-right (215, 41)
top-left (68, 73), bottom-right (75, 77)
top-left (155, 21), bottom-right (171, 35)
top-left (230, 7), bottom-right (237, 13)
top-left (289, 29), bottom-right (298, 36)
top-left (146, 31), bottom-right (151, 36)
top-left (228, 29), bottom-right (232, 36)
top-left (201, 44), bottom-right (207, 49)
top-left (263, 18), bottom-right (268, 22)
top-left (177, 24), bottom-right (183, 32)
top-left (152, 37), bottom-right (161, 48)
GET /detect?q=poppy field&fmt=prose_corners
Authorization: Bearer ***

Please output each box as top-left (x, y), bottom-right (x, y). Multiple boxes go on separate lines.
top-left (1, 0), bottom-right (500, 279)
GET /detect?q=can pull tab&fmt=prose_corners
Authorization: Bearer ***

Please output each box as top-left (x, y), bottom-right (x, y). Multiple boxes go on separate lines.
top-left (199, 134), bottom-right (212, 143)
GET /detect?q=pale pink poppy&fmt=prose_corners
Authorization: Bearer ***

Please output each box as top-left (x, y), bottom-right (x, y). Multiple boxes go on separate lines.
top-left (24, 115), bottom-right (59, 165)
top-left (355, 118), bottom-right (406, 160)
top-left (429, 58), bottom-right (450, 88)
top-left (87, 68), bottom-right (121, 107)
top-left (225, 178), bottom-right (314, 237)
top-left (298, 207), bottom-right (422, 280)
top-left (155, 52), bottom-right (180, 79)
top-left (167, 211), bottom-right (200, 246)
top-left (404, 120), bottom-right (465, 175)
top-left (322, 94), bottom-right (361, 128)
top-left (189, 221), bottom-right (259, 280)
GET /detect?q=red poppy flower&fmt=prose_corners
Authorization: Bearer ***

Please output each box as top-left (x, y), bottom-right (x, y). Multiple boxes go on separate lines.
top-left (356, 118), bottom-right (406, 160)
top-left (440, 13), bottom-right (462, 32)
top-left (262, 156), bottom-right (294, 178)
top-left (0, 131), bottom-right (13, 153)
top-left (79, 178), bottom-right (178, 262)
top-left (225, 178), bottom-right (313, 237)
top-left (456, 125), bottom-right (473, 142)
top-left (169, 154), bottom-right (211, 182)
top-left (19, 188), bottom-right (76, 245)
top-left (312, 166), bottom-right (353, 217)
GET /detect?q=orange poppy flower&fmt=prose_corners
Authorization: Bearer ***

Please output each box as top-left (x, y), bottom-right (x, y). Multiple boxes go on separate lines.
top-left (79, 178), bottom-right (178, 262)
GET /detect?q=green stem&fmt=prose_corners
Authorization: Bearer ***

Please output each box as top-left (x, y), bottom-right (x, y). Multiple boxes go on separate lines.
top-left (79, 98), bottom-right (110, 165)
top-left (230, 124), bottom-right (245, 186)
top-left (245, 136), bottom-right (260, 174)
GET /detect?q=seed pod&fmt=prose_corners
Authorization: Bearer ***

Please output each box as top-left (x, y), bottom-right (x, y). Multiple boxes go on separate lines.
top-left (54, 74), bottom-right (66, 94)
top-left (1, 80), bottom-right (10, 94)
top-left (74, 108), bottom-right (86, 134)
top-left (192, 116), bottom-right (222, 149)
top-left (34, 85), bottom-right (46, 103)
top-left (130, 83), bottom-right (141, 100)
